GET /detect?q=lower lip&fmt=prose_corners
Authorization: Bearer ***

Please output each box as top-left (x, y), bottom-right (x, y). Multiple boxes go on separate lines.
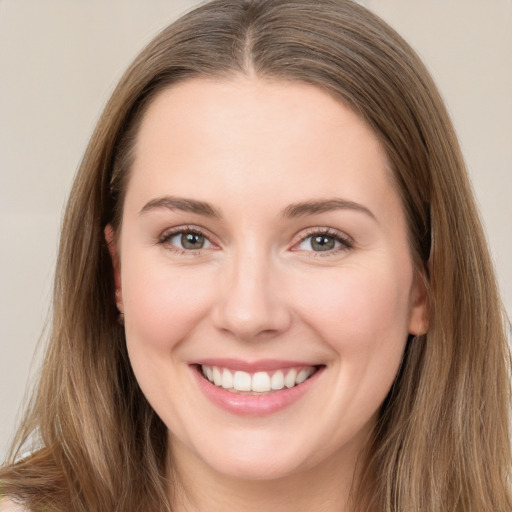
top-left (192, 365), bottom-right (324, 416)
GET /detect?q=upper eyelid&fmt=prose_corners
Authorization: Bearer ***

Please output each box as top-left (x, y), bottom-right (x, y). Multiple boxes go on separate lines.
top-left (157, 225), bottom-right (353, 250)
top-left (157, 226), bottom-right (217, 255)
top-left (294, 227), bottom-right (353, 245)
top-left (159, 224), bottom-right (214, 241)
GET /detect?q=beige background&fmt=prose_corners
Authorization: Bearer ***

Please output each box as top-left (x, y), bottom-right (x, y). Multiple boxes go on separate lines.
top-left (1, 0), bottom-right (511, 460)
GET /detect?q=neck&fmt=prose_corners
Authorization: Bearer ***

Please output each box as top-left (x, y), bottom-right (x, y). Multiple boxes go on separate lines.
top-left (168, 436), bottom-right (369, 512)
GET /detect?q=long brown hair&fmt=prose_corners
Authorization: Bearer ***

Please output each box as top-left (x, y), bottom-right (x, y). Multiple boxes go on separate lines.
top-left (1, 1), bottom-right (510, 510)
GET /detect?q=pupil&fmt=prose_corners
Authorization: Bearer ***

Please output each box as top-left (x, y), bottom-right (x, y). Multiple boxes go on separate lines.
top-left (312, 235), bottom-right (334, 251)
top-left (182, 232), bottom-right (204, 249)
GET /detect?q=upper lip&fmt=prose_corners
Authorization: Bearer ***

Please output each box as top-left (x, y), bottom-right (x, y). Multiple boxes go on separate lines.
top-left (190, 358), bottom-right (322, 372)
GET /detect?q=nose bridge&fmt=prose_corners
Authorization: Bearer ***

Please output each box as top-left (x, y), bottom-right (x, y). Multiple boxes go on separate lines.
top-left (213, 242), bottom-right (291, 340)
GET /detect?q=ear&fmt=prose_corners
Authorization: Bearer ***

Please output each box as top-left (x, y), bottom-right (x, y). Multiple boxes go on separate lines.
top-left (408, 269), bottom-right (429, 336)
top-left (105, 224), bottom-right (123, 313)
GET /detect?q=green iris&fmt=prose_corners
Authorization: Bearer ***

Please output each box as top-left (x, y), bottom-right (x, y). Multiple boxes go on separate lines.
top-left (181, 232), bottom-right (205, 249)
top-left (311, 235), bottom-right (335, 251)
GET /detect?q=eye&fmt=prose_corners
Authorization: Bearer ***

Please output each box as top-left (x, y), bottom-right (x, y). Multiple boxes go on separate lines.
top-left (294, 229), bottom-right (353, 254)
top-left (159, 227), bottom-right (214, 252)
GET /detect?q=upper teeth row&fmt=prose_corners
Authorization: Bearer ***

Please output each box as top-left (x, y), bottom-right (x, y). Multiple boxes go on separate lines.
top-left (201, 365), bottom-right (316, 393)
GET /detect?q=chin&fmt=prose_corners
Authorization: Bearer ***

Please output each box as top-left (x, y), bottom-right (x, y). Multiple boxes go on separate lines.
top-left (174, 429), bottom-right (314, 482)
top-left (204, 451), bottom-right (307, 482)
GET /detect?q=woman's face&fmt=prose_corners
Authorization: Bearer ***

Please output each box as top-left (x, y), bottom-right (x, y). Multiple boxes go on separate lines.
top-left (108, 77), bottom-right (428, 481)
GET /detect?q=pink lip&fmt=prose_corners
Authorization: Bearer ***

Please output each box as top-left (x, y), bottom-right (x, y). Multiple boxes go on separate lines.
top-left (190, 358), bottom-right (317, 372)
top-left (191, 363), bottom-right (324, 417)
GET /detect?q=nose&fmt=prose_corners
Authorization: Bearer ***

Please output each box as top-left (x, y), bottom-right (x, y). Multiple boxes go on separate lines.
top-left (211, 249), bottom-right (293, 341)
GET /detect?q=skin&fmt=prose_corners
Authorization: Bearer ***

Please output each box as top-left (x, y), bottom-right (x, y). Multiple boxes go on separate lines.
top-left (106, 77), bottom-right (428, 511)
top-left (0, 498), bottom-right (26, 512)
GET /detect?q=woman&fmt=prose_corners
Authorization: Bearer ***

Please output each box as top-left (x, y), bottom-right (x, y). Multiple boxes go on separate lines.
top-left (1, 0), bottom-right (510, 510)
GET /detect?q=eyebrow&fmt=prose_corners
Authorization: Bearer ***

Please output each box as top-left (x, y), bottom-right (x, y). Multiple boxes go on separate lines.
top-left (281, 198), bottom-right (377, 221)
top-left (140, 195), bottom-right (376, 222)
top-left (140, 196), bottom-right (222, 218)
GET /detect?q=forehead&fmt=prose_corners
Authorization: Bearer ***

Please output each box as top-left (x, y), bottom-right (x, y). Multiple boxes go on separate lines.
top-left (126, 76), bottom-right (401, 225)
top-left (136, 77), bottom-right (382, 158)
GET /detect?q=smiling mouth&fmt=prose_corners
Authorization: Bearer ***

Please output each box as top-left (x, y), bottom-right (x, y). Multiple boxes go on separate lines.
top-left (198, 364), bottom-right (322, 395)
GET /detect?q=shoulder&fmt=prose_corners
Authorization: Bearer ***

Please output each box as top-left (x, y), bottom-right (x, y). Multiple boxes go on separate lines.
top-left (0, 498), bottom-right (29, 512)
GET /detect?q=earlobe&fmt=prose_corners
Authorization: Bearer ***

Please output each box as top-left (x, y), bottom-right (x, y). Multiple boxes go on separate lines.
top-left (105, 224), bottom-right (123, 313)
top-left (408, 270), bottom-right (429, 336)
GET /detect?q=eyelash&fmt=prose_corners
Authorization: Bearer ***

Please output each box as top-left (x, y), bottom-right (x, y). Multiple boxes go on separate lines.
top-left (293, 227), bottom-right (354, 256)
top-left (157, 226), bottom-right (354, 256)
top-left (158, 225), bottom-right (214, 256)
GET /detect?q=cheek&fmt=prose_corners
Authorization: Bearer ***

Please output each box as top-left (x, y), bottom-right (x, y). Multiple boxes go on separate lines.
top-left (298, 267), bottom-right (411, 338)
top-left (292, 261), bottom-right (413, 392)
top-left (121, 255), bottom-right (214, 353)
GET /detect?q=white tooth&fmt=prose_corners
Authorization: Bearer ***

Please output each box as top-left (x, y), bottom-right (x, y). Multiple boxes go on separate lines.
top-left (233, 371), bottom-right (252, 391)
top-left (284, 369), bottom-right (297, 388)
top-left (201, 365), bottom-right (213, 382)
top-left (296, 368), bottom-right (311, 384)
top-left (252, 372), bottom-right (271, 392)
top-left (221, 368), bottom-right (234, 389)
top-left (271, 370), bottom-right (285, 390)
top-left (212, 367), bottom-right (222, 386)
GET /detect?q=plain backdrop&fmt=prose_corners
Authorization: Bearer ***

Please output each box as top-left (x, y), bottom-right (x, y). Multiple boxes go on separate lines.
top-left (1, 0), bottom-right (511, 460)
